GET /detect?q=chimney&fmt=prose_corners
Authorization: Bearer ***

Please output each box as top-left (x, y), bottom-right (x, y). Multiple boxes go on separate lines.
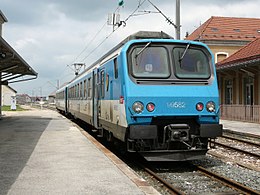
top-left (0, 10), bottom-right (8, 36)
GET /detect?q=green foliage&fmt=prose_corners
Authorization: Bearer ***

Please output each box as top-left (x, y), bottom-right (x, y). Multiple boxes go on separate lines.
top-left (1, 105), bottom-right (27, 111)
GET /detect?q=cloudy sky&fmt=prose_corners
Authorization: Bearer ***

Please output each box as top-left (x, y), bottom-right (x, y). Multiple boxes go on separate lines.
top-left (1, 0), bottom-right (260, 96)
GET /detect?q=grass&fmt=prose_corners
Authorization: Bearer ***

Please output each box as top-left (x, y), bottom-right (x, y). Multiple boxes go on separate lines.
top-left (1, 105), bottom-right (28, 111)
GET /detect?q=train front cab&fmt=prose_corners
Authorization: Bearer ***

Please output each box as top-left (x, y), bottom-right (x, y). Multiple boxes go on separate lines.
top-left (123, 40), bottom-right (223, 161)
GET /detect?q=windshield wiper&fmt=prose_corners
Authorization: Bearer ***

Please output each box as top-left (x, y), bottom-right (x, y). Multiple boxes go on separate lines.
top-left (135, 42), bottom-right (152, 59)
top-left (179, 42), bottom-right (191, 64)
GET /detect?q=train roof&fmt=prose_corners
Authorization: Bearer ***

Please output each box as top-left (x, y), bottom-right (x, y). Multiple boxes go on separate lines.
top-left (93, 31), bottom-right (173, 66)
top-left (77, 31), bottom-right (173, 76)
top-left (61, 31), bottom-right (212, 89)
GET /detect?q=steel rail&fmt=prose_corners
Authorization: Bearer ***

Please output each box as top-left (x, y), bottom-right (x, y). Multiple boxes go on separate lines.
top-left (212, 141), bottom-right (260, 158)
top-left (221, 135), bottom-right (260, 147)
top-left (196, 165), bottom-right (260, 195)
top-left (139, 164), bottom-right (185, 195)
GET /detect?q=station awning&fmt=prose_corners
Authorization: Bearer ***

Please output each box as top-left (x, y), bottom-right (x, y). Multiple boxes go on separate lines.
top-left (0, 36), bottom-right (38, 84)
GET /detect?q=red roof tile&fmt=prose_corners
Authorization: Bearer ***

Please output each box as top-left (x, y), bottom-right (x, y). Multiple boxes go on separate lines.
top-left (186, 16), bottom-right (260, 41)
top-left (216, 37), bottom-right (260, 68)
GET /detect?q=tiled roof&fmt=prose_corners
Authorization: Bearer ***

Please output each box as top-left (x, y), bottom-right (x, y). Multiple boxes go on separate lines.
top-left (216, 37), bottom-right (260, 68)
top-left (186, 16), bottom-right (260, 41)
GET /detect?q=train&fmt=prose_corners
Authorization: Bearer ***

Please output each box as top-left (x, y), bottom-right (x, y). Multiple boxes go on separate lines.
top-left (56, 31), bottom-right (222, 161)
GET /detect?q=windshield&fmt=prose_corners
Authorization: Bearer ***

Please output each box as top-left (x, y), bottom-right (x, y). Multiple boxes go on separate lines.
top-left (131, 46), bottom-right (170, 78)
top-left (173, 47), bottom-right (211, 79)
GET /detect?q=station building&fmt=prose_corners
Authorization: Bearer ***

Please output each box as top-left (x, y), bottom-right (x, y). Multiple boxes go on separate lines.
top-left (0, 10), bottom-right (37, 116)
top-left (186, 16), bottom-right (260, 123)
top-left (217, 38), bottom-right (260, 123)
top-left (1, 85), bottom-right (16, 106)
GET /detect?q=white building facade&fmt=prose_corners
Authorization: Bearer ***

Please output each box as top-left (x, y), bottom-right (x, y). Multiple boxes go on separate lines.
top-left (1, 85), bottom-right (16, 106)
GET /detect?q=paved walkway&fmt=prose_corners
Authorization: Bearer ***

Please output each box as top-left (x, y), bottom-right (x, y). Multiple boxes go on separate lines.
top-left (0, 108), bottom-right (158, 195)
top-left (220, 119), bottom-right (260, 136)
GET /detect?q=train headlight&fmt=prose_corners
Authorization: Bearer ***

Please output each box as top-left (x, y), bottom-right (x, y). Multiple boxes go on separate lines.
top-left (146, 103), bottom-right (155, 112)
top-left (132, 101), bottom-right (144, 114)
top-left (206, 101), bottom-right (215, 112)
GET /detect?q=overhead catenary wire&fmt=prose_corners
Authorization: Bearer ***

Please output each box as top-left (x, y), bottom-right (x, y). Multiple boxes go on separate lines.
top-left (71, 6), bottom-right (121, 64)
top-left (147, 0), bottom-right (177, 28)
top-left (61, 0), bottom-right (173, 84)
top-left (81, 0), bottom-right (147, 63)
top-left (72, 22), bottom-right (107, 63)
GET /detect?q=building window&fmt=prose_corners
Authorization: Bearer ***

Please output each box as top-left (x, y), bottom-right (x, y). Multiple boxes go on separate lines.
top-left (211, 27), bottom-right (218, 32)
top-left (244, 77), bottom-right (254, 105)
top-left (215, 52), bottom-right (228, 63)
top-left (225, 80), bottom-right (233, 104)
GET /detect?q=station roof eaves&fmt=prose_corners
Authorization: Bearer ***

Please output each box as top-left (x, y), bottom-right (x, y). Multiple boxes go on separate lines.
top-left (0, 10), bottom-right (8, 23)
top-left (216, 37), bottom-right (260, 70)
top-left (2, 84), bottom-right (17, 93)
top-left (0, 36), bottom-right (38, 84)
top-left (186, 16), bottom-right (260, 42)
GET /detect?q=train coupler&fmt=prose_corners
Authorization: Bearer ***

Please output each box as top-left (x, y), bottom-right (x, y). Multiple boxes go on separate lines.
top-left (164, 124), bottom-right (190, 142)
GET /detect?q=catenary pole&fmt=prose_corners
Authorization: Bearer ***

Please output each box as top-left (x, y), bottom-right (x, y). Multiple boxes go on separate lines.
top-left (176, 0), bottom-right (181, 39)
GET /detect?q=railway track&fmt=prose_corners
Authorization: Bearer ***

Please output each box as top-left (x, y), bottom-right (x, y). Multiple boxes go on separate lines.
top-left (210, 136), bottom-right (260, 159)
top-left (196, 165), bottom-right (259, 195)
top-left (208, 135), bottom-right (260, 172)
top-left (223, 129), bottom-right (260, 144)
top-left (222, 134), bottom-right (260, 147)
top-left (138, 162), bottom-right (260, 195)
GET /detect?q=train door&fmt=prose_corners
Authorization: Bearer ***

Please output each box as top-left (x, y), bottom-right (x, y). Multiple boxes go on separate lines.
top-left (92, 68), bottom-right (100, 128)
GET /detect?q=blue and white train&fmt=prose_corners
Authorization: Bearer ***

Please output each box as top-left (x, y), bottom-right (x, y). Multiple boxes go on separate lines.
top-left (56, 31), bottom-right (222, 161)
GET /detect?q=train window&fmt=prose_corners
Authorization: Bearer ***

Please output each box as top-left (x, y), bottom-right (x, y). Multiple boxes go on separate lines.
top-left (74, 86), bottom-right (76, 98)
top-left (106, 74), bottom-right (109, 92)
top-left (73, 87), bottom-right (75, 98)
top-left (173, 47), bottom-right (211, 79)
top-left (100, 70), bottom-right (105, 98)
top-left (114, 58), bottom-right (118, 79)
top-left (69, 88), bottom-right (71, 98)
top-left (80, 82), bottom-right (82, 98)
top-left (78, 84), bottom-right (80, 98)
top-left (74, 85), bottom-right (76, 98)
top-left (131, 46), bottom-right (170, 78)
top-left (84, 80), bottom-right (87, 99)
top-left (76, 84), bottom-right (78, 98)
top-left (80, 85), bottom-right (81, 98)
top-left (88, 77), bottom-right (92, 98)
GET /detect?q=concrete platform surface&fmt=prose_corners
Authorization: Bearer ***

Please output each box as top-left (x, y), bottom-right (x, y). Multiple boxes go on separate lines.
top-left (221, 119), bottom-right (260, 136)
top-left (0, 108), bottom-right (159, 195)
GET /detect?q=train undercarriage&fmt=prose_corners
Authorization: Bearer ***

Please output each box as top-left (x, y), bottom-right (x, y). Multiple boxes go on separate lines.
top-left (126, 117), bottom-right (222, 161)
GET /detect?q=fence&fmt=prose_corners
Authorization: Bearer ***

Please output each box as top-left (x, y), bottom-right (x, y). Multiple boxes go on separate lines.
top-left (220, 104), bottom-right (260, 123)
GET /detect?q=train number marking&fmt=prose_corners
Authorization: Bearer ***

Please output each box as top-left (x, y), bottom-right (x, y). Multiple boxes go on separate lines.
top-left (167, 102), bottom-right (186, 109)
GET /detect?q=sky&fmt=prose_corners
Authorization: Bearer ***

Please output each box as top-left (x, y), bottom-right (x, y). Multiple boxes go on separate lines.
top-left (1, 0), bottom-right (260, 97)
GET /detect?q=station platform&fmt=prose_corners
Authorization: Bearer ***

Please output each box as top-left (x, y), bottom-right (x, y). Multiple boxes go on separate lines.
top-left (0, 107), bottom-right (159, 195)
top-left (221, 119), bottom-right (260, 137)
